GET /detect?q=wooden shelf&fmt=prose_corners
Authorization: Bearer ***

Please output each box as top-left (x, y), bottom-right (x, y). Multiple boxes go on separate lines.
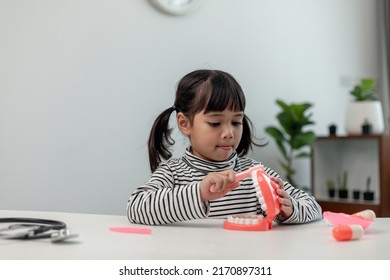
top-left (316, 200), bottom-right (381, 215)
top-left (311, 135), bottom-right (390, 217)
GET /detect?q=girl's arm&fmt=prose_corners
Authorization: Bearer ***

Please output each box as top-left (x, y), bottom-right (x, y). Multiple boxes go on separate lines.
top-left (127, 165), bottom-right (208, 225)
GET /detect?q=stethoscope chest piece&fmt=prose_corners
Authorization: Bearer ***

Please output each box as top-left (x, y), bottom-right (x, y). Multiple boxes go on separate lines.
top-left (51, 228), bottom-right (78, 243)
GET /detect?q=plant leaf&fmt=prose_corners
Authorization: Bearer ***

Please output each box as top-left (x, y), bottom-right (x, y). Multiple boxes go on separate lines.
top-left (265, 99), bottom-right (316, 186)
top-left (291, 131), bottom-right (316, 149)
top-left (265, 126), bottom-right (288, 160)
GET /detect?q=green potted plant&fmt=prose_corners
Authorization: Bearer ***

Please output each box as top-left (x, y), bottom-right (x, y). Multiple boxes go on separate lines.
top-left (337, 171), bottom-right (348, 199)
top-left (265, 99), bottom-right (316, 189)
top-left (350, 78), bottom-right (378, 101)
top-left (345, 78), bottom-right (384, 134)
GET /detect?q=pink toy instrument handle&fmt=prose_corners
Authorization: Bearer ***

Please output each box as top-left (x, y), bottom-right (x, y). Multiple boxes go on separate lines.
top-left (209, 164), bottom-right (263, 192)
top-left (230, 164), bottom-right (264, 186)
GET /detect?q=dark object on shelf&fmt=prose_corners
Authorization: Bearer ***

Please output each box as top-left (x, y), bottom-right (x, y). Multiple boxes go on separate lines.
top-left (328, 124), bottom-right (337, 136)
top-left (363, 176), bottom-right (374, 201)
top-left (326, 179), bottom-right (335, 198)
top-left (337, 171), bottom-right (348, 199)
top-left (338, 189), bottom-right (348, 199)
top-left (362, 121), bottom-right (372, 135)
top-left (353, 190), bottom-right (360, 200)
top-left (363, 191), bottom-right (374, 201)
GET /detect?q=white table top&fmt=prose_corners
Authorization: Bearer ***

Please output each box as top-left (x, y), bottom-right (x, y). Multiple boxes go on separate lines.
top-left (0, 210), bottom-right (388, 260)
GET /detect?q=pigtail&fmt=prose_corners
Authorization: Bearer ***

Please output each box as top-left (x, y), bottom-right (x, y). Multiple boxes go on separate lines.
top-left (236, 115), bottom-right (266, 157)
top-left (148, 107), bottom-right (176, 172)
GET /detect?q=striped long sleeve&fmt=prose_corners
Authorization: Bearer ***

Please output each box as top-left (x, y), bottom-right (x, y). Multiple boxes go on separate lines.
top-left (127, 151), bottom-right (322, 225)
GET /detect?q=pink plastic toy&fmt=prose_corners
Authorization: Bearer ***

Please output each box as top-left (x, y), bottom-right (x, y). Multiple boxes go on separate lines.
top-left (332, 224), bottom-right (364, 241)
top-left (323, 211), bottom-right (373, 230)
top-left (109, 226), bottom-right (152, 235)
top-left (224, 166), bottom-right (281, 231)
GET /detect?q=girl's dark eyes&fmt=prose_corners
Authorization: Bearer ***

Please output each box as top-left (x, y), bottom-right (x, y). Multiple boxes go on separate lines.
top-left (207, 122), bottom-right (242, 127)
top-left (207, 122), bottom-right (220, 127)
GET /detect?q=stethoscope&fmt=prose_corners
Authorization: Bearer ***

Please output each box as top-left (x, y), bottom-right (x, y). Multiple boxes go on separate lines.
top-left (0, 217), bottom-right (78, 243)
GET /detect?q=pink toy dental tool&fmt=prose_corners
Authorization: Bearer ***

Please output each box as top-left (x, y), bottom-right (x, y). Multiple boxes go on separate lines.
top-left (230, 164), bottom-right (263, 186)
top-left (224, 166), bottom-right (281, 231)
top-left (109, 226), bottom-right (152, 235)
top-left (209, 164), bottom-right (263, 193)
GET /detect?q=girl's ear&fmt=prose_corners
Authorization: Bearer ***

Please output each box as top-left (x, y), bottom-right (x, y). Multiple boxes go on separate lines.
top-left (177, 112), bottom-right (191, 136)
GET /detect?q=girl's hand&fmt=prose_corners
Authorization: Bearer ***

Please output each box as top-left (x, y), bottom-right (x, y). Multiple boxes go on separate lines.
top-left (271, 177), bottom-right (293, 219)
top-left (199, 170), bottom-right (239, 201)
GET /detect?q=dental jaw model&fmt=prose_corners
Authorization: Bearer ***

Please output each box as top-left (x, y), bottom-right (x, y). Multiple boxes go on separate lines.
top-left (224, 165), bottom-right (281, 231)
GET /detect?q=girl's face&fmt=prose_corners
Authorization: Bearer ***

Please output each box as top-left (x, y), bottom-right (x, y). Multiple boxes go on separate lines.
top-left (179, 109), bottom-right (244, 162)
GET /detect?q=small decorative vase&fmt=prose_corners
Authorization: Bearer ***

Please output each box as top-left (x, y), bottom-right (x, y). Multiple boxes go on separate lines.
top-left (362, 123), bottom-right (372, 134)
top-left (345, 101), bottom-right (384, 135)
top-left (353, 190), bottom-right (361, 200)
top-left (363, 191), bottom-right (375, 201)
top-left (328, 124), bottom-right (337, 136)
top-left (338, 189), bottom-right (348, 199)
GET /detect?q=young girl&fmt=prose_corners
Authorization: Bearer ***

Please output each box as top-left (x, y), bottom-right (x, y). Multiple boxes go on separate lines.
top-left (127, 69), bottom-right (322, 225)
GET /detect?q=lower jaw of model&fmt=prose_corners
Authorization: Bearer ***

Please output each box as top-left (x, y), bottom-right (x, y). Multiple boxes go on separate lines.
top-left (226, 214), bottom-right (264, 225)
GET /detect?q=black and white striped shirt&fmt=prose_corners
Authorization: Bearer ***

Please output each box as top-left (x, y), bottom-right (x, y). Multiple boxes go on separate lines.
top-left (127, 149), bottom-right (322, 225)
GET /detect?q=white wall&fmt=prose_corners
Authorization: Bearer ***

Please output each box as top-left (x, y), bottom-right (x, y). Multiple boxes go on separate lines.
top-left (0, 0), bottom-right (380, 214)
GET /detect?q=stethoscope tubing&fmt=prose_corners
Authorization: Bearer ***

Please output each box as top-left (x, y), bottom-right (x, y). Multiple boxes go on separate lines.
top-left (0, 217), bottom-right (67, 230)
top-left (0, 217), bottom-right (68, 239)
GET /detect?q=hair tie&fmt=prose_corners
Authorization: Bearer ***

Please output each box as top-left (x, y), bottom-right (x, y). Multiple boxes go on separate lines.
top-left (172, 105), bottom-right (176, 111)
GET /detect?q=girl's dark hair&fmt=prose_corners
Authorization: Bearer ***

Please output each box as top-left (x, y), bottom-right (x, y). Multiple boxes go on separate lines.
top-left (147, 69), bottom-right (264, 172)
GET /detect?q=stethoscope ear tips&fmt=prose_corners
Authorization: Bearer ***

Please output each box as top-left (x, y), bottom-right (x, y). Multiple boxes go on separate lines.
top-left (50, 228), bottom-right (78, 243)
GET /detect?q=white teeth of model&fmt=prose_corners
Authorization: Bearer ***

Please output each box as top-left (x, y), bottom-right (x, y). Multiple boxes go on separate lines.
top-left (226, 214), bottom-right (267, 225)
